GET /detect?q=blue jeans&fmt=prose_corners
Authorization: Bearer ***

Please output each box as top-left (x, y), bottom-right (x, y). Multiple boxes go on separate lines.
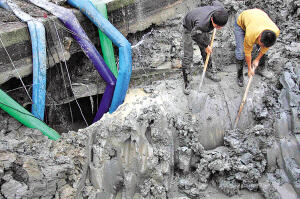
top-left (234, 21), bottom-right (245, 61)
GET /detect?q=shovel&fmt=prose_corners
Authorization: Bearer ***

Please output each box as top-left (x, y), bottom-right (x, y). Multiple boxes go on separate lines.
top-left (233, 74), bottom-right (253, 129)
top-left (233, 48), bottom-right (260, 129)
top-left (188, 28), bottom-right (216, 113)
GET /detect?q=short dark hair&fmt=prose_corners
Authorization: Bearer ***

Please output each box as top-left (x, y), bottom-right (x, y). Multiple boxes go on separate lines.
top-left (212, 9), bottom-right (228, 27)
top-left (260, 30), bottom-right (277, 47)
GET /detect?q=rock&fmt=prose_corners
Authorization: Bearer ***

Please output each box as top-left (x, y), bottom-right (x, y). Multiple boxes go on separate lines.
top-left (59, 184), bottom-right (75, 199)
top-left (217, 178), bottom-right (240, 197)
top-left (1, 179), bottom-right (28, 199)
top-left (280, 71), bottom-right (296, 91)
top-left (0, 151), bottom-right (16, 169)
top-left (240, 153), bottom-right (253, 165)
top-left (177, 147), bottom-right (192, 173)
top-left (286, 42), bottom-right (300, 55)
top-left (258, 176), bottom-right (280, 199)
top-left (7, 117), bottom-right (22, 132)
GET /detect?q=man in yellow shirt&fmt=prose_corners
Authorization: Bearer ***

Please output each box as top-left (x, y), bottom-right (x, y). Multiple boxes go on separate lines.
top-left (234, 9), bottom-right (280, 87)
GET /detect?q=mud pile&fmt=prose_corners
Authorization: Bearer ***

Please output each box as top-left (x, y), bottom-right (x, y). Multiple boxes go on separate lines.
top-left (0, 81), bottom-right (270, 198)
top-left (0, 79), bottom-right (291, 198)
top-left (0, 116), bottom-right (87, 199)
top-left (175, 123), bottom-right (276, 198)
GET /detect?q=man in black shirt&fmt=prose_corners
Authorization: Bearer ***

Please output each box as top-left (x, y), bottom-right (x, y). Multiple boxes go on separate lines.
top-left (182, 1), bottom-right (228, 94)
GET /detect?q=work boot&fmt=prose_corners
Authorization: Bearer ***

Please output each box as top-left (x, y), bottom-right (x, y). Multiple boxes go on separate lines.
top-left (182, 68), bottom-right (191, 95)
top-left (183, 83), bottom-right (191, 95)
top-left (206, 71), bottom-right (221, 82)
top-left (236, 59), bottom-right (244, 87)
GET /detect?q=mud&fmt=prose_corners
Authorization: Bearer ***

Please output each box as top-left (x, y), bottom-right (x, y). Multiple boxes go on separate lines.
top-left (0, 73), bottom-right (268, 199)
top-left (0, 67), bottom-right (296, 198)
top-left (0, 0), bottom-right (300, 198)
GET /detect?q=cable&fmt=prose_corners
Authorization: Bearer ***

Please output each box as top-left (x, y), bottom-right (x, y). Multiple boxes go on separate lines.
top-left (46, 23), bottom-right (75, 123)
top-left (50, 18), bottom-right (91, 42)
top-left (52, 21), bottom-right (88, 126)
top-left (0, 34), bottom-right (32, 102)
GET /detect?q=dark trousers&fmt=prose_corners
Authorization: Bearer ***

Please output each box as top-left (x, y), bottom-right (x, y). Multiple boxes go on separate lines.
top-left (182, 28), bottom-right (215, 73)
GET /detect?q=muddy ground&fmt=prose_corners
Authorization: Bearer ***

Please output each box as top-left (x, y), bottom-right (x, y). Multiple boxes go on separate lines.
top-left (0, 0), bottom-right (300, 199)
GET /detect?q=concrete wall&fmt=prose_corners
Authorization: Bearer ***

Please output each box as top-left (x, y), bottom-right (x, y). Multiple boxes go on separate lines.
top-left (107, 0), bottom-right (183, 34)
top-left (0, 0), bottom-right (186, 85)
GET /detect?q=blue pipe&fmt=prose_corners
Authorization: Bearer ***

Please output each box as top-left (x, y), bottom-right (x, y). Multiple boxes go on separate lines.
top-left (32, 22), bottom-right (46, 120)
top-left (0, 1), bottom-right (11, 10)
top-left (0, 0), bottom-right (46, 120)
top-left (27, 21), bottom-right (40, 118)
top-left (67, 0), bottom-right (132, 113)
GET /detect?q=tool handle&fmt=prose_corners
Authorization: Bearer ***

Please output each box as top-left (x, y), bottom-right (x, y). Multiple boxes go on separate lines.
top-left (233, 75), bottom-right (253, 129)
top-left (233, 47), bottom-right (261, 129)
top-left (198, 28), bottom-right (217, 92)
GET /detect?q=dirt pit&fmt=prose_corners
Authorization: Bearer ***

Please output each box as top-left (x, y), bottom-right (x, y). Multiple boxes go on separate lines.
top-left (0, 64), bottom-right (299, 198)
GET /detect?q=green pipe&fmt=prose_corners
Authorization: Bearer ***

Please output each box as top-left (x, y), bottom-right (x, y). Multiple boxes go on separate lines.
top-left (0, 89), bottom-right (60, 140)
top-left (90, 0), bottom-right (118, 78)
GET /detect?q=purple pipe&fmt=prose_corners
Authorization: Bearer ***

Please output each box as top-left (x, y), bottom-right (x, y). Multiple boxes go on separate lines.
top-left (28, 0), bottom-right (116, 121)
top-left (63, 16), bottom-right (116, 121)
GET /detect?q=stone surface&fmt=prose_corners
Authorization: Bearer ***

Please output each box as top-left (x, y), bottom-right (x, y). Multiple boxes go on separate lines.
top-left (1, 179), bottom-right (28, 199)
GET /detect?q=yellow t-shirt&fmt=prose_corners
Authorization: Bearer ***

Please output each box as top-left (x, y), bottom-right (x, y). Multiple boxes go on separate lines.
top-left (237, 9), bottom-right (280, 56)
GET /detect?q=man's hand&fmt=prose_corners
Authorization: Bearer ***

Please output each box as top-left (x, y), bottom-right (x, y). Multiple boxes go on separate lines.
top-left (252, 59), bottom-right (259, 70)
top-left (248, 67), bottom-right (255, 77)
top-left (248, 59), bottom-right (259, 77)
top-left (205, 45), bottom-right (213, 54)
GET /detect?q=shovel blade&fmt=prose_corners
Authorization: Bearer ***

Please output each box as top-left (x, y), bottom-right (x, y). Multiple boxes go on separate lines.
top-left (188, 91), bottom-right (208, 114)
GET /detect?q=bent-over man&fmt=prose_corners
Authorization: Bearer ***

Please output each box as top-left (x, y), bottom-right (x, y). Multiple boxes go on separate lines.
top-left (182, 1), bottom-right (228, 94)
top-left (234, 8), bottom-right (280, 87)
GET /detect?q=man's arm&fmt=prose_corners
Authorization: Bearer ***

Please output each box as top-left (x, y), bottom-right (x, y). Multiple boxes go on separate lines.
top-left (245, 55), bottom-right (254, 77)
top-left (191, 28), bottom-right (210, 47)
top-left (244, 40), bottom-right (255, 77)
top-left (191, 28), bottom-right (213, 54)
top-left (253, 50), bottom-right (264, 67)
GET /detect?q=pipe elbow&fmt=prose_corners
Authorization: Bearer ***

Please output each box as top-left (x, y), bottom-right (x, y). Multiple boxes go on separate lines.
top-left (120, 40), bottom-right (131, 48)
top-left (57, 9), bottom-right (76, 24)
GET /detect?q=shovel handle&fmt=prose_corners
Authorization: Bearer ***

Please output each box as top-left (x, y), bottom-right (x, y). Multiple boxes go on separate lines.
top-left (198, 28), bottom-right (217, 91)
top-left (233, 47), bottom-right (261, 129)
top-left (233, 75), bottom-right (254, 129)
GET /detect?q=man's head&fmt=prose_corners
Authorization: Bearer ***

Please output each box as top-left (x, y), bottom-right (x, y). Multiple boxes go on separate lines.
top-left (211, 9), bottom-right (228, 29)
top-left (259, 30), bottom-right (277, 47)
